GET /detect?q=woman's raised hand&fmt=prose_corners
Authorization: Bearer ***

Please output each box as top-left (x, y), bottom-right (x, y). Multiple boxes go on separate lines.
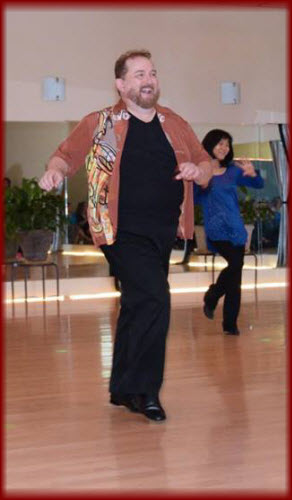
top-left (235, 157), bottom-right (256, 177)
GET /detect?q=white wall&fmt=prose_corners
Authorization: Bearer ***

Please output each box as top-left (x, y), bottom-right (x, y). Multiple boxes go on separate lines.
top-left (5, 122), bottom-right (70, 183)
top-left (5, 7), bottom-right (287, 125)
top-left (5, 121), bottom-right (88, 207)
top-left (5, 7), bottom-right (286, 208)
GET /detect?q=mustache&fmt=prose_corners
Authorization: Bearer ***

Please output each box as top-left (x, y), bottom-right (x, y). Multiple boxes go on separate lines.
top-left (140, 85), bottom-right (155, 91)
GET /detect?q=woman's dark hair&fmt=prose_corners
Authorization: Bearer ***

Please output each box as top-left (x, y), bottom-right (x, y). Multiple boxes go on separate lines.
top-left (202, 129), bottom-right (234, 166)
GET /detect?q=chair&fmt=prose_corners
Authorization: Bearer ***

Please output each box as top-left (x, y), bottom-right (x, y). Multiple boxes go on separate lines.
top-left (5, 259), bottom-right (60, 302)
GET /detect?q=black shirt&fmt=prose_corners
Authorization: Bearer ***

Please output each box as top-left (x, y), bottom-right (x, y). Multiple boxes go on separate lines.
top-left (118, 113), bottom-right (184, 235)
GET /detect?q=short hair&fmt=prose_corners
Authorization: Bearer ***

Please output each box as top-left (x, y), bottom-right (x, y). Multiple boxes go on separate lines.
top-left (202, 129), bottom-right (234, 166)
top-left (114, 49), bottom-right (152, 79)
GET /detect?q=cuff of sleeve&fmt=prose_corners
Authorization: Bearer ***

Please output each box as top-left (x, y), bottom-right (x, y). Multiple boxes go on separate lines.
top-left (46, 156), bottom-right (69, 175)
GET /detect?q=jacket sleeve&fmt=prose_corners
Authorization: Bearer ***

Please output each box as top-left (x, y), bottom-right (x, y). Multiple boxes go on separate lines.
top-left (185, 123), bottom-right (213, 186)
top-left (47, 112), bottom-right (99, 176)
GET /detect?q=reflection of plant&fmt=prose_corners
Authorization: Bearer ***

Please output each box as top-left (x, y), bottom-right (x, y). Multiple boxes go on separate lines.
top-left (194, 204), bottom-right (204, 225)
top-left (5, 178), bottom-right (66, 234)
top-left (4, 187), bottom-right (20, 239)
top-left (238, 186), bottom-right (274, 224)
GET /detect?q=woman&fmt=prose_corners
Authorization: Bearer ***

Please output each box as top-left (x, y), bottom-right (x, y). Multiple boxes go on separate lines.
top-left (194, 129), bottom-right (264, 335)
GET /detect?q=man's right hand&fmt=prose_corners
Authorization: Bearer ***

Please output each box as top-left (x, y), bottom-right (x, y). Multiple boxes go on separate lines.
top-left (38, 168), bottom-right (65, 191)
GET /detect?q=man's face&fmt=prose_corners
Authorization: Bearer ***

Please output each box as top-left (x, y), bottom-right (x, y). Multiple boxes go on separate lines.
top-left (116, 56), bottom-right (160, 109)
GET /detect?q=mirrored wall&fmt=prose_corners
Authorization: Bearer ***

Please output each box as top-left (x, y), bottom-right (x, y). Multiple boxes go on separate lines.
top-left (5, 121), bottom-right (286, 264)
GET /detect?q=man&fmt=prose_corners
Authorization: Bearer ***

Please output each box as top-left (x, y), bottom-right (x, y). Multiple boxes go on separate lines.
top-left (39, 49), bottom-right (212, 422)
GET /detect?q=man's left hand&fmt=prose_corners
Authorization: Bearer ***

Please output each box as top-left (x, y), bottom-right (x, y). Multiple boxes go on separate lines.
top-left (175, 162), bottom-right (202, 181)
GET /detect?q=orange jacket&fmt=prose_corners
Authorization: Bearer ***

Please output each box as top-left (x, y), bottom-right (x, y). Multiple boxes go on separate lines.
top-left (48, 99), bottom-right (212, 247)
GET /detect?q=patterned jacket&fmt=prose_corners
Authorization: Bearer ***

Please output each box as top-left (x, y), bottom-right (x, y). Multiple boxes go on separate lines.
top-left (48, 99), bottom-right (211, 247)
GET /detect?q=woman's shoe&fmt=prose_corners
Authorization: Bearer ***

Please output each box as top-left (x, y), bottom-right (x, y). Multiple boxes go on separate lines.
top-left (222, 323), bottom-right (240, 335)
top-left (203, 284), bottom-right (218, 319)
top-left (203, 303), bottom-right (214, 319)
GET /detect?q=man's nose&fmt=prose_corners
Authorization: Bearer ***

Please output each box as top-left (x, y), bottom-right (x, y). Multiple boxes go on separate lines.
top-left (144, 74), bottom-right (155, 85)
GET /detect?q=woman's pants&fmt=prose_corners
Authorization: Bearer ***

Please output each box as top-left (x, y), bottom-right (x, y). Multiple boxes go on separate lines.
top-left (205, 240), bottom-right (245, 329)
top-left (100, 228), bottom-right (176, 397)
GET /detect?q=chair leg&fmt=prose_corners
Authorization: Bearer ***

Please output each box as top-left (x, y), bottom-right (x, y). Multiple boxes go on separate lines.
top-left (41, 265), bottom-right (46, 300)
top-left (254, 253), bottom-right (258, 289)
top-left (49, 263), bottom-right (60, 298)
top-left (180, 239), bottom-right (193, 264)
top-left (253, 253), bottom-right (258, 303)
top-left (212, 254), bottom-right (215, 283)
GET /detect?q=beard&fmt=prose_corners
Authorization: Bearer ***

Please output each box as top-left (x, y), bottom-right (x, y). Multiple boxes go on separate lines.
top-left (126, 86), bottom-right (160, 109)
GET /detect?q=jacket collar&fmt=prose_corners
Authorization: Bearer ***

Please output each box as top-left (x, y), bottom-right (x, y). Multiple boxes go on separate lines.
top-left (112, 98), bottom-right (166, 123)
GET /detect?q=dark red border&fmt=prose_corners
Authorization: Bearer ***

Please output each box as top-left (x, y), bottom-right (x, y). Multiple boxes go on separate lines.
top-left (1, 2), bottom-right (290, 500)
top-left (1, 0), bottom-right (291, 7)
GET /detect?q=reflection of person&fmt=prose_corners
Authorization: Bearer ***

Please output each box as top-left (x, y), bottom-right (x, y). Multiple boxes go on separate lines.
top-left (67, 201), bottom-right (93, 244)
top-left (75, 201), bottom-right (93, 244)
top-left (194, 129), bottom-right (264, 335)
top-left (39, 49), bottom-right (212, 421)
top-left (4, 177), bottom-right (11, 189)
top-left (67, 202), bottom-right (78, 243)
top-left (68, 202), bottom-right (77, 224)
top-left (261, 196), bottom-right (281, 249)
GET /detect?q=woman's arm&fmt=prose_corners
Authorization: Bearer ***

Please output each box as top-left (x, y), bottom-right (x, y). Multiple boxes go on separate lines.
top-left (235, 160), bottom-right (264, 189)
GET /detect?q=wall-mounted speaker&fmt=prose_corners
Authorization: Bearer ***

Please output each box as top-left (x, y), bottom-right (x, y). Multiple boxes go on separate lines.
top-left (220, 82), bottom-right (240, 105)
top-left (42, 77), bottom-right (65, 101)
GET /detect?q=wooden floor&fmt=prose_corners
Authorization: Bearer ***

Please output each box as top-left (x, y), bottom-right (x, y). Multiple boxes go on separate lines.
top-left (5, 293), bottom-right (287, 493)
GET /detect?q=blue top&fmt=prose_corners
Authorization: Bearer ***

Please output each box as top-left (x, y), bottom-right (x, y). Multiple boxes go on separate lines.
top-left (193, 163), bottom-right (264, 251)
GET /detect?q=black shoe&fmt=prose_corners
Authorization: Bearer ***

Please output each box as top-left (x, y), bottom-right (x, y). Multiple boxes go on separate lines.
top-left (110, 393), bottom-right (140, 413)
top-left (222, 323), bottom-right (240, 335)
top-left (203, 303), bottom-right (214, 319)
top-left (203, 285), bottom-right (217, 319)
top-left (138, 395), bottom-right (166, 422)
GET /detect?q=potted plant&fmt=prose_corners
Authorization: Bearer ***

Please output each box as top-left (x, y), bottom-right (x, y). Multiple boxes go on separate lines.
top-left (238, 186), bottom-right (274, 251)
top-left (4, 185), bottom-right (21, 259)
top-left (5, 178), bottom-right (66, 261)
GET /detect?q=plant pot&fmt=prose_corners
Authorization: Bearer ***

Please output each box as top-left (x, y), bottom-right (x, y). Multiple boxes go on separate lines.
top-left (19, 230), bottom-right (53, 261)
top-left (5, 236), bottom-right (20, 260)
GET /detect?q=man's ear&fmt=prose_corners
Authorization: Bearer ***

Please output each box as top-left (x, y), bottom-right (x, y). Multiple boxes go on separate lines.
top-left (115, 78), bottom-right (124, 94)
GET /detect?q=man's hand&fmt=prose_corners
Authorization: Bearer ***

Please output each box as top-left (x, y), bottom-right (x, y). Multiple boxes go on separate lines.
top-left (38, 168), bottom-right (65, 191)
top-left (175, 162), bottom-right (202, 182)
top-left (39, 157), bottom-right (68, 191)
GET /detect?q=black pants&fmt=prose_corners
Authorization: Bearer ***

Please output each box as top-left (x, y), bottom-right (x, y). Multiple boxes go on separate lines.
top-left (100, 228), bottom-right (176, 396)
top-left (206, 240), bottom-right (245, 329)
